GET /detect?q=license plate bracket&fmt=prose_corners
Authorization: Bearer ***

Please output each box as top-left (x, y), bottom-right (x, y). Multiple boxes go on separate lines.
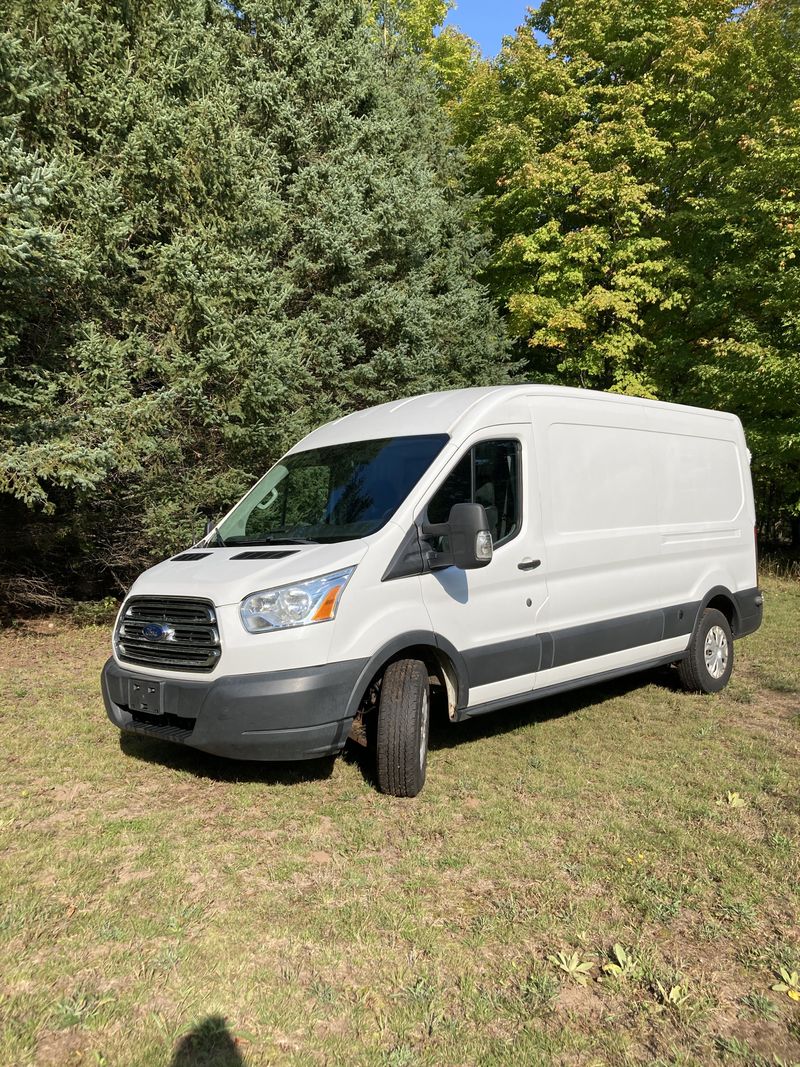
top-left (128, 677), bottom-right (163, 716)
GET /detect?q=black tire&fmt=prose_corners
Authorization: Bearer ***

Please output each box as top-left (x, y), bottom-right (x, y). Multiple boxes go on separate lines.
top-left (375, 658), bottom-right (430, 798)
top-left (677, 608), bottom-right (734, 693)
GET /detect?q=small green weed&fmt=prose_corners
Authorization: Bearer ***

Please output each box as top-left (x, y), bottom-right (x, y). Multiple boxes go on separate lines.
top-left (715, 900), bottom-right (756, 925)
top-left (740, 991), bottom-right (779, 1020)
top-left (602, 943), bottom-right (640, 980)
top-left (654, 980), bottom-right (692, 1010)
top-left (548, 950), bottom-right (594, 987)
top-left (54, 992), bottom-right (113, 1029)
top-left (771, 966), bottom-right (800, 1001)
top-left (715, 1035), bottom-right (753, 1059)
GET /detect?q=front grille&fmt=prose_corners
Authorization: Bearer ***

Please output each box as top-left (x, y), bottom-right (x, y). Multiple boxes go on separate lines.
top-left (116, 597), bottom-right (221, 672)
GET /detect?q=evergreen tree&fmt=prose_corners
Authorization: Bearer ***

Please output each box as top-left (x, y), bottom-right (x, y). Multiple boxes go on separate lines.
top-left (0, 0), bottom-right (509, 599)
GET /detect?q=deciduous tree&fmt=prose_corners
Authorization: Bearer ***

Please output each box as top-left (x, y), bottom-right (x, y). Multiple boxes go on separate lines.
top-left (453, 0), bottom-right (800, 531)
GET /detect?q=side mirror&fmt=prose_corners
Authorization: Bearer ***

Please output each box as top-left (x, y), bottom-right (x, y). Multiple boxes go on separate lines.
top-left (448, 503), bottom-right (493, 569)
top-left (421, 502), bottom-right (493, 570)
top-left (205, 519), bottom-right (216, 538)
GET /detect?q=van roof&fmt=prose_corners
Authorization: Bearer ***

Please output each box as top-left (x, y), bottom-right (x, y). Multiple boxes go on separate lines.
top-left (290, 384), bottom-right (737, 452)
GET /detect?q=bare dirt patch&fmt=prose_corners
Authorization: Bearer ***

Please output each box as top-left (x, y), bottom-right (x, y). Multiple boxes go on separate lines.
top-left (35, 1028), bottom-right (94, 1067)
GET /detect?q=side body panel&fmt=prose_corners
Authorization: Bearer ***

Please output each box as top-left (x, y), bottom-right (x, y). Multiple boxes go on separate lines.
top-left (528, 393), bottom-right (757, 691)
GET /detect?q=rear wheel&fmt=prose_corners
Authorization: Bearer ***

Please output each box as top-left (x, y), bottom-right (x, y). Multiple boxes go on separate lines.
top-left (677, 608), bottom-right (734, 693)
top-left (376, 658), bottom-right (430, 798)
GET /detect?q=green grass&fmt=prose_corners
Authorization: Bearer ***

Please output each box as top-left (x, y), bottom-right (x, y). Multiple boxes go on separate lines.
top-left (1, 579), bottom-right (798, 1066)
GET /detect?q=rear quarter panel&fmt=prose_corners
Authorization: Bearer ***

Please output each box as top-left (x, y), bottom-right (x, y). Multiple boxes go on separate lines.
top-left (530, 394), bottom-right (756, 647)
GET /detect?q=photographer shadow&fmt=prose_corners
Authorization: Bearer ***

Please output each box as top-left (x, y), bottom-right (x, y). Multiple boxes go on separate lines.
top-left (169, 1015), bottom-right (246, 1066)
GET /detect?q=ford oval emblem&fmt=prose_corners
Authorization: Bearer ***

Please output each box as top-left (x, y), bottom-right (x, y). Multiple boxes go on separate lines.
top-left (142, 623), bottom-right (166, 641)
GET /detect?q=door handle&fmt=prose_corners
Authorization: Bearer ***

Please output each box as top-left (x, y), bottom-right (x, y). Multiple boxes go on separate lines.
top-left (518, 558), bottom-right (542, 571)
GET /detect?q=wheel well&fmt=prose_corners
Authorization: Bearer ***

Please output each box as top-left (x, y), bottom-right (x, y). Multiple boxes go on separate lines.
top-left (704, 594), bottom-right (737, 634)
top-left (355, 644), bottom-right (461, 722)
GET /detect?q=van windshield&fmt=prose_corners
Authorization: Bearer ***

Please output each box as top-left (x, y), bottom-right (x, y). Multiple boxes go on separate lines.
top-left (216, 435), bottom-right (449, 545)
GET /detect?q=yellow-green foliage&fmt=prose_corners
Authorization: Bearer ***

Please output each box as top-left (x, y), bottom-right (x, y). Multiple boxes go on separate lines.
top-left (452, 0), bottom-right (800, 528)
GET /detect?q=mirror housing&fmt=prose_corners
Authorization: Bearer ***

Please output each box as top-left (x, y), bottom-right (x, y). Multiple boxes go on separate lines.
top-left (421, 502), bottom-right (493, 570)
top-left (205, 518), bottom-right (216, 538)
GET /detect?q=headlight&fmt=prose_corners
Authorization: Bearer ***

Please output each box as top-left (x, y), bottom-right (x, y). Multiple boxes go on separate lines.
top-left (240, 567), bottom-right (355, 634)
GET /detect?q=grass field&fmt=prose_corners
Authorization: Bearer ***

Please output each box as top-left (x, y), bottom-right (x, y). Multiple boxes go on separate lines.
top-left (0, 579), bottom-right (798, 1067)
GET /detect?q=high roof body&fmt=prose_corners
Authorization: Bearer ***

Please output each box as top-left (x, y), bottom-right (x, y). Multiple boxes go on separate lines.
top-left (290, 385), bottom-right (738, 453)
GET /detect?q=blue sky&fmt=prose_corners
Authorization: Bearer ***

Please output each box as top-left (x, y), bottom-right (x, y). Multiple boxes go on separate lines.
top-left (443, 1), bottom-right (538, 57)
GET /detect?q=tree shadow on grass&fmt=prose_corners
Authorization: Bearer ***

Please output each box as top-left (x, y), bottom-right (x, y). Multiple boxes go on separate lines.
top-left (119, 733), bottom-right (336, 786)
top-left (170, 1015), bottom-right (246, 1066)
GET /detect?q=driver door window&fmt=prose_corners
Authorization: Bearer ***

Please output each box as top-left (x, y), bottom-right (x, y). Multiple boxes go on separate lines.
top-left (428, 440), bottom-right (521, 547)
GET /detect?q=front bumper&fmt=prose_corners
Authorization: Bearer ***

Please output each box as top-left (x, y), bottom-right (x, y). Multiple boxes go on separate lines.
top-left (101, 656), bottom-right (367, 761)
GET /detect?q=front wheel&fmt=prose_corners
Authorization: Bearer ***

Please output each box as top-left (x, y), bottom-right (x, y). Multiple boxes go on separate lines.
top-left (376, 658), bottom-right (430, 798)
top-left (677, 608), bottom-right (734, 694)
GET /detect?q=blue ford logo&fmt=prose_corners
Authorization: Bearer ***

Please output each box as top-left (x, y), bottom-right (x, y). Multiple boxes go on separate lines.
top-left (142, 623), bottom-right (166, 641)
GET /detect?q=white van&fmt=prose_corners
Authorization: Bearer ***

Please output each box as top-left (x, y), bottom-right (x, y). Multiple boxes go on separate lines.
top-left (102, 386), bottom-right (763, 796)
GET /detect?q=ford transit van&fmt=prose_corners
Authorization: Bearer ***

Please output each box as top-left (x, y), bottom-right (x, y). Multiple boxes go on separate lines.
top-left (102, 386), bottom-right (763, 796)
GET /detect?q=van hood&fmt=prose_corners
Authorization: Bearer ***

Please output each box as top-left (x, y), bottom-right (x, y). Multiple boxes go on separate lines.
top-left (127, 540), bottom-right (369, 607)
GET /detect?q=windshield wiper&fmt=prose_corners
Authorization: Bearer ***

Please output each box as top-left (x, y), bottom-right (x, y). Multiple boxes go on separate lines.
top-left (225, 535), bottom-right (319, 546)
top-left (261, 537), bottom-right (319, 545)
top-left (199, 529), bottom-right (226, 548)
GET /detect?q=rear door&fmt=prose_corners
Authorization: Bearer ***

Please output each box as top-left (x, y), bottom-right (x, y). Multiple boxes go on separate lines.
top-left (416, 426), bottom-right (549, 710)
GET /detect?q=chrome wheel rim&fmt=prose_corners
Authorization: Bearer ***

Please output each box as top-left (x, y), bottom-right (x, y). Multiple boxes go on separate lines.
top-left (420, 686), bottom-right (429, 769)
top-left (704, 625), bottom-right (729, 679)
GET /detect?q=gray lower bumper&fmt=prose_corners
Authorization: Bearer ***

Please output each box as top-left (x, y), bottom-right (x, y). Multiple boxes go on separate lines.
top-left (733, 586), bottom-right (764, 638)
top-left (101, 656), bottom-right (368, 761)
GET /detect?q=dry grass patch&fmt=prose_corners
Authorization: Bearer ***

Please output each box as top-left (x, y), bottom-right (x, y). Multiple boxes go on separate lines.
top-left (0, 579), bottom-right (798, 1066)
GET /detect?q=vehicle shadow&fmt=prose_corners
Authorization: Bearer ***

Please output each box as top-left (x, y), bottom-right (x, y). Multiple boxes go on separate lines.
top-left (120, 664), bottom-right (680, 790)
top-left (343, 663), bottom-right (679, 786)
top-left (169, 1014), bottom-right (246, 1066)
top-left (430, 663), bottom-right (680, 753)
top-left (119, 733), bottom-right (336, 786)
